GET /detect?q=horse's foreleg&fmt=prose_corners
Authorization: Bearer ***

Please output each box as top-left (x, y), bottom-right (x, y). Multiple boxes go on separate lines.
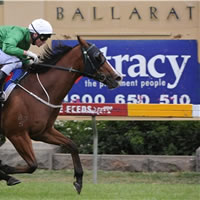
top-left (5, 134), bottom-right (38, 174)
top-left (32, 127), bottom-right (83, 194)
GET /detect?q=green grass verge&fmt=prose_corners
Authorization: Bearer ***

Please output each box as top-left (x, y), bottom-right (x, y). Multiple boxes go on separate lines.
top-left (0, 170), bottom-right (199, 200)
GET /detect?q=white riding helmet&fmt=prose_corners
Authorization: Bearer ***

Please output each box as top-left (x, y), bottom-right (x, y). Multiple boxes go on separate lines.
top-left (28, 18), bottom-right (55, 35)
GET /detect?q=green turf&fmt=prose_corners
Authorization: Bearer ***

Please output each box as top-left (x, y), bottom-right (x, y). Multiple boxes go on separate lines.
top-left (0, 170), bottom-right (199, 200)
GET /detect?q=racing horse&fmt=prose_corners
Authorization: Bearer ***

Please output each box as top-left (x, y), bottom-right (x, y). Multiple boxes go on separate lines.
top-left (0, 36), bottom-right (122, 194)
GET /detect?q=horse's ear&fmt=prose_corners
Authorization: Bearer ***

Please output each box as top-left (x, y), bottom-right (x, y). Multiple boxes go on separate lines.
top-left (77, 35), bottom-right (81, 43)
top-left (77, 36), bottom-right (89, 48)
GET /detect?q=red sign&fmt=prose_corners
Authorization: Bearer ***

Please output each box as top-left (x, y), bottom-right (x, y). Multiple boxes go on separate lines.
top-left (60, 103), bottom-right (128, 116)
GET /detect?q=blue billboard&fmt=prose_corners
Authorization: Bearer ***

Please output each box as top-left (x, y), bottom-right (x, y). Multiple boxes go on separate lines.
top-left (52, 40), bottom-right (200, 104)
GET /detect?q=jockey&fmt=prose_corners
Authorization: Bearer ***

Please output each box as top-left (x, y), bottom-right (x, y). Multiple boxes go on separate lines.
top-left (0, 18), bottom-right (55, 101)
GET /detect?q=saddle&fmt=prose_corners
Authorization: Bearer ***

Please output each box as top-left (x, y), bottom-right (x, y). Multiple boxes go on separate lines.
top-left (3, 68), bottom-right (27, 101)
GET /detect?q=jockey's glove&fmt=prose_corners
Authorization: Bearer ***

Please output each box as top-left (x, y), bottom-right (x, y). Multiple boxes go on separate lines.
top-left (25, 51), bottom-right (39, 64)
top-left (28, 59), bottom-right (35, 65)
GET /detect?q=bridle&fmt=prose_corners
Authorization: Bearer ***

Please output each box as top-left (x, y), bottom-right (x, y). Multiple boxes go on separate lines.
top-left (35, 43), bottom-right (107, 82)
top-left (81, 43), bottom-right (106, 80)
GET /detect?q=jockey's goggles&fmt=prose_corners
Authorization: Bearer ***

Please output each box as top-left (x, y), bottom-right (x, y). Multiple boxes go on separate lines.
top-left (39, 34), bottom-right (51, 41)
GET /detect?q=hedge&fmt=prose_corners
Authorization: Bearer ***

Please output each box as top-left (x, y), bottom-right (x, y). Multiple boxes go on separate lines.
top-left (54, 120), bottom-right (200, 155)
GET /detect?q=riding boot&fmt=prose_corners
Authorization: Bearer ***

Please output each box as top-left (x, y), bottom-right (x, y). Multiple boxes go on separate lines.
top-left (0, 70), bottom-right (7, 102)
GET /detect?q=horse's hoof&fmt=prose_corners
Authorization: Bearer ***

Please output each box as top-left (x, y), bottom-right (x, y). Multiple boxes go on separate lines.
top-left (7, 177), bottom-right (21, 186)
top-left (73, 182), bottom-right (82, 194)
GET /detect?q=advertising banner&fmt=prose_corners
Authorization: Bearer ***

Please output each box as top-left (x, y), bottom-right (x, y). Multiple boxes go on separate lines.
top-left (60, 103), bottom-right (127, 116)
top-left (52, 40), bottom-right (200, 104)
top-left (59, 103), bottom-right (192, 117)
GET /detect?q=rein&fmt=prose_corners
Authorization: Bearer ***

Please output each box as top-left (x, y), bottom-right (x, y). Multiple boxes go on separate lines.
top-left (35, 63), bottom-right (95, 79)
top-left (34, 44), bottom-right (106, 82)
top-left (0, 58), bottom-right (32, 67)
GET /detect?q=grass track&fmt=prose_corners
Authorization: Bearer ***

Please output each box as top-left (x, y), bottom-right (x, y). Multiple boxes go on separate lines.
top-left (0, 170), bottom-right (199, 200)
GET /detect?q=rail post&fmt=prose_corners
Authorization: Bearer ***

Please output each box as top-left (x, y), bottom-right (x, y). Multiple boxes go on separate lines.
top-left (92, 115), bottom-right (98, 184)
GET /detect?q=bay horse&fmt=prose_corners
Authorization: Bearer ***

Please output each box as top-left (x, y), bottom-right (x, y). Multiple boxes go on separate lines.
top-left (0, 36), bottom-right (122, 194)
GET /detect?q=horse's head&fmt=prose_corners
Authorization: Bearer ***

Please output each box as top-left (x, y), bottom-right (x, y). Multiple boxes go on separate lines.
top-left (77, 36), bottom-right (122, 89)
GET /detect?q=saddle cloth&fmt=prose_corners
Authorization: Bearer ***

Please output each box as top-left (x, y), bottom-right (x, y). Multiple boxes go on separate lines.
top-left (3, 68), bottom-right (26, 101)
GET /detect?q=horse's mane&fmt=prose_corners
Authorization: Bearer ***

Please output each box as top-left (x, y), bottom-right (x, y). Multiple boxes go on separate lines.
top-left (40, 44), bottom-right (73, 65)
top-left (30, 44), bottom-right (73, 73)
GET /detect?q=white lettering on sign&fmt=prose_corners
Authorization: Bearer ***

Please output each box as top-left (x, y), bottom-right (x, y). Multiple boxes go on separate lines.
top-left (100, 47), bottom-right (191, 89)
top-left (64, 93), bottom-right (191, 104)
top-left (65, 105), bottom-right (113, 115)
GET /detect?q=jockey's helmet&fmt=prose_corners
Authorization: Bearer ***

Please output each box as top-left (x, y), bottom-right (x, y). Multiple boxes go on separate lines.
top-left (28, 19), bottom-right (55, 35)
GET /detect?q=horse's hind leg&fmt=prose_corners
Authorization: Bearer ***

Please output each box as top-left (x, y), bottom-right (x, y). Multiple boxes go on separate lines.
top-left (0, 133), bottom-right (37, 186)
top-left (0, 169), bottom-right (21, 186)
top-left (4, 133), bottom-right (38, 174)
top-left (32, 127), bottom-right (83, 194)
